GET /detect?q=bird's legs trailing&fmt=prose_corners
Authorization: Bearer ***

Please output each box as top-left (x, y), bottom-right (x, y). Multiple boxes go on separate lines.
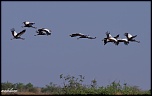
top-left (130, 39), bottom-right (140, 43)
top-left (20, 38), bottom-right (25, 40)
top-left (133, 40), bottom-right (140, 43)
top-left (32, 26), bottom-right (37, 29)
top-left (10, 37), bottom-right (25, 40)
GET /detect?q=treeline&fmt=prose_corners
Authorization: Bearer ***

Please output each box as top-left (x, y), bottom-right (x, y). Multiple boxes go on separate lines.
top-left (1, 74), bottom-right (151, 95)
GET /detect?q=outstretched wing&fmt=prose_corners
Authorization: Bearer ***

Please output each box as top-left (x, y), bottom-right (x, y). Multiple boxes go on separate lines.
top-left (29, 22), bottom-right (35, 26)
top-left (114, 34), bottom-right (119, 39)
top-left (127, 33), bottom-right (133, 38)
top-left (23, 21), bottom-right (29, 25)
top-left (38, 28), bottom-right (44, 32)
top-left (70, 33), bottom-right (85, 37)
top-left (42, 28), bottom-right (51, 34)
top-left (130, 35), bottom-right (137, 39)
top-left (11, 28), bottom-right (17, 37)
top-left (76, 33), bottom-right (85, 36)
top-left (38, 28), bottom-right (51, 35)
top-left (16, 29), bottom-right (26, 37)
top-left (23, 21), bottom-right (35, 25)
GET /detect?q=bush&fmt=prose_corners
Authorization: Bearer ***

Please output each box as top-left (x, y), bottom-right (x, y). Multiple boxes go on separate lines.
top-left (1, 74), bottom-right (151, 95)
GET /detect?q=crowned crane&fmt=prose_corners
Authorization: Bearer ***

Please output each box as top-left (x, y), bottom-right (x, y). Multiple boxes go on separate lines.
top-left (102, 31), bottom-right (118, 45)
top-left (22, 21), bottom-right (37, 29)
top-left (10, 28), bottom-right (26, 40)
top-left (124, 33), bottom-right (140, 43)
top-left (70, 33), bottom-right (96, 40)
top-left (34, 28), bottom-right (51, 36)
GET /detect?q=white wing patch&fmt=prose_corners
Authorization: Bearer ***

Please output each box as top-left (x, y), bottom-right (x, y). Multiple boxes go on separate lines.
top-left (43, 29), bottom-right (50, 33)
top-left (13, 31), bottom-right (17, 36)
top-left (108, 34), bottom-right (113, 38)
top-left (25, 21), bottom-right (30, 25)
top-left (128, 33), bottom-right (132, 38)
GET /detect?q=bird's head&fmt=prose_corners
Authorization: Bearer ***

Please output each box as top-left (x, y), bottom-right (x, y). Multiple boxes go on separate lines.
top-left (10, 28), bottom-right (15, 32)
top-left (47, 33), bottom-right (51, 35)
top-left (69, 34), bottom-right (74, 37)
top-left (124, 33), bottom-right (128, 36)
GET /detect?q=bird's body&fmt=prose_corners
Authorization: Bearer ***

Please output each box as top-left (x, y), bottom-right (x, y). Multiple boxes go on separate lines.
top-left (11, 28), bottom-right (26, 40)
top-left (22, 21), bottom-right (37, 29)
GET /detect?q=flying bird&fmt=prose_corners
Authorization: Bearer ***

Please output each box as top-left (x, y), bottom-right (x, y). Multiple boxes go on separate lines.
top-left (124, 33), bottom-right (140, 43)
top-left (34, 28), bottom-right (51, 36)
top-left (70, 33), bottom-right (96, 40)
top-left (10, 28), bottom-right (26, 40)
top-left (102, 31), bottom-right (118, 45)
top-left (22, 21), bottom-right (37, 29)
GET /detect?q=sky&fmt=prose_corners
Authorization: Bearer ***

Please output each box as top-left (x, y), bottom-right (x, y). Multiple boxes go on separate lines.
top-left (1, 1), bottom-right (151, 90)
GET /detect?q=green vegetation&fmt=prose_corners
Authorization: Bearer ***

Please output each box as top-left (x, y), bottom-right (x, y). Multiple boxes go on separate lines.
top-left (1, 74), bottom-right (151, 95)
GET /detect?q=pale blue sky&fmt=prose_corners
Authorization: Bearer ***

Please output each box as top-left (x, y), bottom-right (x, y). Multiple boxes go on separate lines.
top-left (2, 1), bottom-right (150, 90)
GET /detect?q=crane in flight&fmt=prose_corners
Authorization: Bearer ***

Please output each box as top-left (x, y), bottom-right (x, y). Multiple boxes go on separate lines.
top-left (70, 33), bottom-right (96, 40)
top-left (34, 28), bottom-right (51, 36)
top-left (102, 31), bottom-right (118, 45)
top-left (22, 21), bottom-right (37, 29)
top-left (10, 28), bottom-right (26, 40)
top-left (124, 33), bottom-right (140, 43)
